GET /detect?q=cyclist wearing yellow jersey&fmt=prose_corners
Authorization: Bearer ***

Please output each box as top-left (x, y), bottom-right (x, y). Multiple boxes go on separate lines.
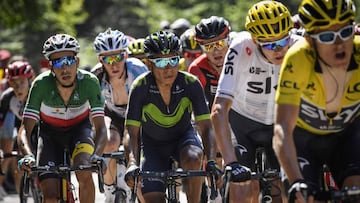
top-left (273, 0), bottom-right (360, 202)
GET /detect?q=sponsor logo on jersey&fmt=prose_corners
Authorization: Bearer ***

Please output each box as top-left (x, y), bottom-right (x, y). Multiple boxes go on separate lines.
top-left (224, 48), bottom-right (238, 75)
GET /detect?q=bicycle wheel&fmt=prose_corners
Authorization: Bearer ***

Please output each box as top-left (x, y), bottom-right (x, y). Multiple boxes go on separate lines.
top-left (20, 174), bottom-right (43, 203)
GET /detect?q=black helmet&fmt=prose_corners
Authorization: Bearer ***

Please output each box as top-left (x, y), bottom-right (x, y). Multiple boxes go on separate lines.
top-left (194, 16), bottom-right (230, 43)
top-left (144, 31), bottom-right (180, 57)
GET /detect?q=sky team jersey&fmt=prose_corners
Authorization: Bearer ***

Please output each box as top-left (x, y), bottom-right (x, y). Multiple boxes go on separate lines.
top-left (92, 57), bottom-right (148, 118)
top-left (125, 71), bottom-right (210, 141)
top-left (23, 69), bottom-right (105, 129)
top-left (276, 36), bottom-right (360, 134)
top-left (216, 31), bottom-right (302, 125)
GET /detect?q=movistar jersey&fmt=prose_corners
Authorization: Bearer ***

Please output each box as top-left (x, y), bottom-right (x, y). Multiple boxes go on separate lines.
top-left (91, 57), bottom-right (148, 118)
top-left (276, 36), bottom-right (360, 134)
top-left (216, 31), bottom-right (302, 125)
top-left (23, 69), bottom-right (105, 130)
top-left (125, 71), bottom-right (210, 141)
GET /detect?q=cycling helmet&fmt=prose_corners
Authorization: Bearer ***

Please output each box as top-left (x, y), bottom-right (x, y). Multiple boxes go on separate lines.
top-left (6, 60), bottom-right (34, 80)
top-left (180, 28), bottom-right (202, 51)
top-left (245, 1), bottom-right (293, 39)
top-left (298, 0), bottom-right (356, 33)
top-left (43, 34), bottom-right (80, 60)
top-left (128, 38), bottom-right (145, 55)
top-left (194, 16), bottom-right (230, 43)
top-left (94, 28), bottom-right (128, 55)
top-left (144, 31), bottom-right (180, 57)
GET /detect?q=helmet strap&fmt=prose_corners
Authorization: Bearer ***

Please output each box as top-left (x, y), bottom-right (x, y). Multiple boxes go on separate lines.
top-left (258, 46), bottom-right (272, 64)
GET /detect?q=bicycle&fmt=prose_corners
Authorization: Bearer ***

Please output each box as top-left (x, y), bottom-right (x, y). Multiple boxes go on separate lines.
top-left (21, 148), bottom-right (105, 203)
top-left (314, 186), bottom-right (360, 202)
top-left (0, 150), bottom-right (42, 203)
top-left (102, 148), bottom-right (131, 203)
top-left (222, 147), bottom-right (281, 203)
top-left (129, 161), bottom-right (218, 203)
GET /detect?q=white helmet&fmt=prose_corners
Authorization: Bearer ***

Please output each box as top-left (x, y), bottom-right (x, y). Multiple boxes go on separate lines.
top-left (94, 28), bottom-right (128, 55)
top-left (42, 34), bottom-right (80, 60)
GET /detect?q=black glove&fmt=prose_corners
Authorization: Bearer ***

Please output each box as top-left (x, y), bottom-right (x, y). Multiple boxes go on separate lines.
top-left (288, 179), bottom-right (308, 203)
top-left (226, 162), bottom-right (251, 182)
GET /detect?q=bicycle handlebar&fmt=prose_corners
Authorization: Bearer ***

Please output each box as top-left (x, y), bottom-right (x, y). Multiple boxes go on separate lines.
top-left (314, 187), bottom-right (360, 201)
top-left (130, 169), bottom-right (218, 201)
top-left (22, 162), bottom-right (105, 196)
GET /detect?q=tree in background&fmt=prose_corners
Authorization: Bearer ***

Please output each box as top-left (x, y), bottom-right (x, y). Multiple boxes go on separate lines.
top-left (1, 0), bottom-right (359, 71)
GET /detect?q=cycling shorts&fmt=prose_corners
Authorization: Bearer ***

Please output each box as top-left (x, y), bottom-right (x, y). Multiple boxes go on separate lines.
top-left (105, 107), bottom-right (125, 140)
top-left (290, 117), bottom-right (360, 192)
top-left (140, 127), bottom-right (203, 194)
top-left (229, 109), bottom-right (280, 171)
top-left (37, 119), bottom-right (95, 181)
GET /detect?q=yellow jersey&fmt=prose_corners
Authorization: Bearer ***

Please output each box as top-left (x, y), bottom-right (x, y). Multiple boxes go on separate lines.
top-left (276, 36), bottom-right (360, 135)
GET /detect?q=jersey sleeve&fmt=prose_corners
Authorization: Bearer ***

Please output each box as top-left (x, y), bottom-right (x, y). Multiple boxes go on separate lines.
top-left (23, 78), bottom-right (44, 121)
top-left (86, 73), bottom-right (105, 118)
top-left (275, 38), bottom-right (313, 106)
top-left (188, 58), bottom-right (207, 88)
top-left (186, 73), bottom-right (210, 121)
top-left (125, 75), bottom-right (147, 127)
top-left (216, 43), bottom-right (244, 101)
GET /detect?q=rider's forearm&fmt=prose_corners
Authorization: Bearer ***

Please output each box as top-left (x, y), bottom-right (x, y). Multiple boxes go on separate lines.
top-left (273, 124), bottom-right (303, 183)
top-left (17, 127), bottom-right (33, 156)
top-left (93, 126), bottom-right (107, 156)
top-left (126, 126), bottom-right (140, 166)
top-left (210, 105), bottom-right (237, 165)
top-left (201, 126), bottom-right (217, 161)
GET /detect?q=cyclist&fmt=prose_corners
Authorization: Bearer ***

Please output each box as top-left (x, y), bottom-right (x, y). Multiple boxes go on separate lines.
top-left (189, 15), bottom-right (231, 111)
top-left (273, 0), bottom-right (360, 202)
top-left (124, 31), bottom-right (219, 203)
top-left (170, 18), bottom-right (191, 37)
top-left (92, 28), bottom-right (148, 203)
top-left (211, 1), bottom-right (301, 202)
top-left (180, 28), bottom-right (202, 69)
top-left (17, 33), bottom-right (108, 203)
top-left (0, 60), bottom-right (35, 195)
top-left (128, 38), bottom-right (147, 63)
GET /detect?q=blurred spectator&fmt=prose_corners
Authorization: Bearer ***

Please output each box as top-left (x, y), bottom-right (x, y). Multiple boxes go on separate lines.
top-left (170, 18), bottom-right (191, 37)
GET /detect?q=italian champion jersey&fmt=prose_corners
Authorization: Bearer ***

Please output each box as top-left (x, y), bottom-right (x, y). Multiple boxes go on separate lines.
top-left (23, 69), bottom-right (105, 129)
top-left (216, 31), bottom-right (302, 125)
top-left (125, 71), bottom-right (210, 141)
top-left (276, 36), bottom-right (360, 134)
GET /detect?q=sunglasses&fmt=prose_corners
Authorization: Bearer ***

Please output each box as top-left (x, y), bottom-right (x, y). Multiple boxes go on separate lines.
top-left (183, 52), bottom-right (202, 59)
top-left (101, 53), bottom-right (126, 65)
top-left (310, 24), bottom-right (354, 44)
top-left (50, 56), bottom-right (76, 69)
top-left (257, 36), bottom-right (290, 51)
top-left (148, 56), bottom-right (180, 68)
top-left (200, 38), bottom-right (229, 52)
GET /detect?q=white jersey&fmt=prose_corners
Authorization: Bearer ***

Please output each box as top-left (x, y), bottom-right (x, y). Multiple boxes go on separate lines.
top-left (216, 31), bottom-right (302, 125)
top-left (92, 57), bottom-right (148, 118)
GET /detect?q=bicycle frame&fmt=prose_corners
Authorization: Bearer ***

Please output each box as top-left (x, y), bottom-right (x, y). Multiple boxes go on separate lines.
top-left (22, 148), bottom-right (104, 203)
top-left (103, 149), bottom-right (130, 202)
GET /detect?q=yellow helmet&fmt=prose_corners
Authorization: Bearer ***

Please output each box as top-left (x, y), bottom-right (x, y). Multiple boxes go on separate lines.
top-left (245, 1), bottom-right (293, 39)
top-left (128, 38), bottom-right (145, 55)
top-left (298, 0), bottom-right (356, 33)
